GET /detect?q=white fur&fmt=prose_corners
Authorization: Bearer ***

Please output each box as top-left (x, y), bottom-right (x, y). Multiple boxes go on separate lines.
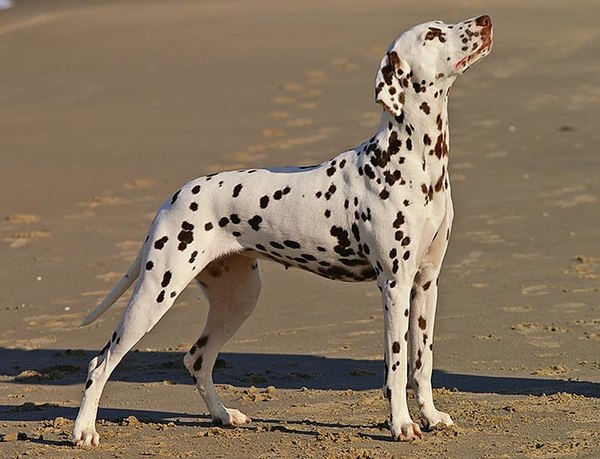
top-left (73, 16), bottom-right (492, 446)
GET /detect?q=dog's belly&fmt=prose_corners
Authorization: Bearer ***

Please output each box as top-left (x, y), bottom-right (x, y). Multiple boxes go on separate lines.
top-left (245, 249), bottom-right (377, 282)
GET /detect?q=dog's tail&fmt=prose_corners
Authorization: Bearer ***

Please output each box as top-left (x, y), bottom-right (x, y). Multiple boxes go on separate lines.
top-left (79, 250), bottom-right (142, 327)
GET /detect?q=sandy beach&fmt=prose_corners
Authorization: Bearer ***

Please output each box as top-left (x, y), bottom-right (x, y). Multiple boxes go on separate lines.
top-left (1, 0), bottom-right (599, 457)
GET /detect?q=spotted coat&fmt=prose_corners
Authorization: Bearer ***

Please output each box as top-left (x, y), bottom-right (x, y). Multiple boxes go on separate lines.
top-left (73, 15), bottom-right (493, 447)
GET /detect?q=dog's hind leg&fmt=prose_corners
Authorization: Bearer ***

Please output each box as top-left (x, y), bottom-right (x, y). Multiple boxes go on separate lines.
top-left (73, 218), bottom-right (226, 446)
top-left (183, 254), bottom-right (261, 426)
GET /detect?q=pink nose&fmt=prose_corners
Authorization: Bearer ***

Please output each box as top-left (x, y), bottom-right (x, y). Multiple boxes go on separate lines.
top-left (475, 15), bottom-right (491, 28)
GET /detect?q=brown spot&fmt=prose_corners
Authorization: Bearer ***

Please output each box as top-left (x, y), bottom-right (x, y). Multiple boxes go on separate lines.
top-left (385, 387), bottom-right (392, 401)
top-left (418, 316), bottom-right (427, 330)
top-left (436, 114), bottom-right (443, 131)
top-left (207, 266), bottom-right (223, 278)
top-left (425, 27), bottom-right (446, 42)
top-left (193, 355), bottom-right (203, 372)
top-left (389, 51), bottom-right (400, 69)
top-left (154, 236), bottom-right (168, 250)
top-left (161, 271), bottom-right (172, 288)
top-left (423, 281), bottom-right (432, 290)
top-left (260, 195), bottom-right (269, 209)
top-left (196, 335), bottom-right (209, 348)
top-left (419, 102), bottom-right (430, 114)
top-left (248, 215), bottom-right (262, 231)
top-left (392, 341), bottom-right (400, 353)
top-left (435, 166), bottom-right (446, 192)
top-left (392, 211), bottom-right (405, 228)
top-left (232, 183), bottom-right (243, 198)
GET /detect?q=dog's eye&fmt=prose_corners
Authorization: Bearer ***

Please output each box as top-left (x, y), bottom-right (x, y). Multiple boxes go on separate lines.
top-left (425, 31), bottom-right (436, 40)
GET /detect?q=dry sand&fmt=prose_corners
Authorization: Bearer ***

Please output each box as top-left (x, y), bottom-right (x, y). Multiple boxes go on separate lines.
top-left (1, 0), bottom-right (599, 457)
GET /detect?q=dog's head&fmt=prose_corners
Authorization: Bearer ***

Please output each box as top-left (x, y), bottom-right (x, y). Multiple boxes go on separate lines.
top-left (375, 15), bottom-right (493, 116)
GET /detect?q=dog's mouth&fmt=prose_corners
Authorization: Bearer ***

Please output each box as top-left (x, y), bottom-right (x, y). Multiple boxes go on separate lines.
top-left (454, 33), bottom-right (493, 71)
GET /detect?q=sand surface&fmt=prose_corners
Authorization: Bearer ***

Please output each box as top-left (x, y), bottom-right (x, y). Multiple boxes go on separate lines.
top-left (1, 0), bottom-right (599, 457)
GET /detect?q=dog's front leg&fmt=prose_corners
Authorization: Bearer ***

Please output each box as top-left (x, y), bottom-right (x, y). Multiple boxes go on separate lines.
top-left (380, 276), bottom-right (422, 441)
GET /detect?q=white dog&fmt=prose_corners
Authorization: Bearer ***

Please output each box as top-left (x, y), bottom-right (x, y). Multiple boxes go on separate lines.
top-left (73, 15), bottom-right (493, 446)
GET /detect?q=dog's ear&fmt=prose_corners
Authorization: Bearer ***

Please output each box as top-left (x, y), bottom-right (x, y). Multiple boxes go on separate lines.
top-left (374, 51), bottom-right (407, 117)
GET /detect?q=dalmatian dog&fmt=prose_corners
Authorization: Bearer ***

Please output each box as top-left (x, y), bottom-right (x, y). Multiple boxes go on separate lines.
top-left (73, 15), bottom-right (492, 446)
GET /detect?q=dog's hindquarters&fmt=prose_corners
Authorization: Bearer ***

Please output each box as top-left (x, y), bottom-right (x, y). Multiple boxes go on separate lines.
top-left (73, 201), bottom-right (236, 446)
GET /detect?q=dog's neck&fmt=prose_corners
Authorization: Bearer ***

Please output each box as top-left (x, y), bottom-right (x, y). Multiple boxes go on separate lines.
top-left (367, 88), bottom-right (451, 195)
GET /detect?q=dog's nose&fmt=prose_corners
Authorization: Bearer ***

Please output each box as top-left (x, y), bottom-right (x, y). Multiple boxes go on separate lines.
top-left (475, 15), bottom-right (491, 28)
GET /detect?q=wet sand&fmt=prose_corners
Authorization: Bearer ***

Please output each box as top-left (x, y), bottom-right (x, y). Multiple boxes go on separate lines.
top-left (1, 0), bottom-right (599, 457)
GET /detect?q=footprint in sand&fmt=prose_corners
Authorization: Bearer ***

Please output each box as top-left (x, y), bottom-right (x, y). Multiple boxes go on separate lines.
top-left (512, 322), bottom-right (570, 334)
top-left (566, 256), bottom-right (600, 280)
top-left (551, 194), bottom-right (597, 208)
top-left (554, 302), bottom-right (586, 311)
top-left (270, 110), bottom-right (291, 120)
top-left (3, 214), bottom-right (48, 247)
top-left (464, 229), bottom-right (505, 244)
top-left (261, 128), bottom-right (286, 138)
top-left (64, 210), bottom-right (95, 220)
top-left (273, 96), bottom-right (296, 105)
top-left (305, 69), bottom-right (328, 85)
top-left (125, 179), bottom-right (155, 190)
top-left (502, 305), bottom-right (534, 313)
top-left (285, 118), bottom-right (314, 128)
top-left (521, 284), bottom-right (549, 296)
top-left (4, 230), bottom-right (50, 248)
top-left (5, 213), bottom-right (41, 224)
top-left (484, 151), bottom-right (508, 159)
top-left (331, 57), bottom-right (359, 71)
top-left (305, 89), bottom-right (323, 98)
top-left (80, 195), bottom-right (124, 208)
top-left (228, 150), bottom-right (268, 163)
top-left (25, 312), bottom-right (85, 332)
top-left (297, 102), bottom-right (318, 110)
top-left (280, 82), bottom-right (304, 93)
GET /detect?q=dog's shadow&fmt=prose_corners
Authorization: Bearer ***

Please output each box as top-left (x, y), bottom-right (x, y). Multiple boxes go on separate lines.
top-left (0, 346), bottom-right (598, 425)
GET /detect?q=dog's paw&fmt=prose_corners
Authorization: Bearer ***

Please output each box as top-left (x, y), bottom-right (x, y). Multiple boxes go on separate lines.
top-left (391, 421), bottom-right (422, 442)
top-left (72, 424), bottom-right (100, 447)
top-left (212, 408), bottom-right (251, 426)
top-left (420, 408), bottom-right (453, 430)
